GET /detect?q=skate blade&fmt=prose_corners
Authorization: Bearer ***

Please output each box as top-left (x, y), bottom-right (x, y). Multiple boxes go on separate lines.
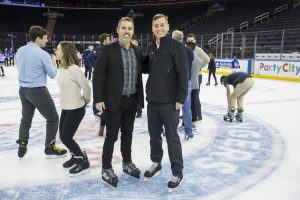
top-left (46, 154), bottom-right (67, 159)
top-left (69, 169), bottom-right (91, 177)
top-left (123, 170), bottom-right (140, 179)
top-left (102, 177), bottom-right (118, 187)
top-left (223, 118), bottom-right (233, 122)
top-left (62, 165), bottom-right (77, 171)
top-left (144, 171), bottom-right (161, 181)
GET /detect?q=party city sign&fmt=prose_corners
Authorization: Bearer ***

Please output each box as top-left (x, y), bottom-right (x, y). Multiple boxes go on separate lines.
top-left (256, 61), bottom-right (300, 78)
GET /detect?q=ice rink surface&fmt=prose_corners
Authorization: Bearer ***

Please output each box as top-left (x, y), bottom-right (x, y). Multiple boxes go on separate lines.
top-left (0, 67), bottom-right (299, 200)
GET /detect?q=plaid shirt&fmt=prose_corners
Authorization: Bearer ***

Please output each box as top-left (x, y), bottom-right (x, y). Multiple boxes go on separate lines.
top-left (120, 44), bottom-right (137, 96)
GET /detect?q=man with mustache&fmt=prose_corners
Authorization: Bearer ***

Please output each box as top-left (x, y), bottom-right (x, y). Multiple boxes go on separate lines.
top-left (93, 17), bottom-right (144, 187)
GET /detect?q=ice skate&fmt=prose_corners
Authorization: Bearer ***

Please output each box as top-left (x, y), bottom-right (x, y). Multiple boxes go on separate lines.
top-left (44, 141), bottom-right (67, 159)
top-left (235, 111), bottom-right (243, 122)
top-left (102, 168), bottom-right (118, 187)
top-left (167, 175), bottom-right (182, 192)
top-left (69, 152), bottom-right (90, 177)
top-left (123, 162), bottom-right (140, 178)
top-left (63, 154), bottom-right (80, 170)
top-left (144, 162), bottom-right (162, 180)
top-left (223, 111), bottom-right (234, 122)
top-left (16, 139), bottom-right (28, 159)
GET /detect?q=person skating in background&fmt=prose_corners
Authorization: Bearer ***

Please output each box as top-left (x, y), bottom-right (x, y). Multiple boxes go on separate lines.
top-left (83, 45), bottom-right (96, 81)
top-left (220, 71), bottom-right (254, 122)
top-left (231, 56), bottom-right (240, 72)
top-left (55, 41), bottom-right (91, 176)
top-left (0, 51), bottom-right (5, 76)
top-left (93, 33), bottom-right (111, 136)
top-left (206, 53), bottom-right (218, 86)
top-left (15, 25), bottom-right (67, 159)
top-left (172, 30), bottom-right (194, 140)
top-left (186, 33), bottom-right (209, 121)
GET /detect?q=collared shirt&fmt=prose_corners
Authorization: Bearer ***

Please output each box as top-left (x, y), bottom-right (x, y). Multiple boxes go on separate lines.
top-left (120, 43), bottom-right (137, 95)
top-left (16, 42), bottom-right (57, 88)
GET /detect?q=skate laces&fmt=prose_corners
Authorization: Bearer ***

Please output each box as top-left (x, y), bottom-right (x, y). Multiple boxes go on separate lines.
top-left (104, 168), bottom-right (117, 178)
top-left (52, 144), bottom-right (64, 152)
top-left (149, 162), bottom-right (159, 172)
top-left (170, 175), bottom-right (181, 183)
top-left (124, 162), bottom-right (135, 170)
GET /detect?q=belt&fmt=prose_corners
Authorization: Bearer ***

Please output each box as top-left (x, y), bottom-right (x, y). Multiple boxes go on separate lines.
top-left (122, 93), bottom-right (136, 98)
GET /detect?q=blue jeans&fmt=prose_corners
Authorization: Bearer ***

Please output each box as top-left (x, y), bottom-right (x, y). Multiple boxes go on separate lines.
top-left (182, 81), bottom-right (192, 137)
top-left (197, 74), bottom-right (202, 119)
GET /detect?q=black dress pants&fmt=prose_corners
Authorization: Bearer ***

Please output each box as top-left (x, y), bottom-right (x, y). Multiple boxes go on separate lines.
top-left (102, 95), bottom-right (137, 169)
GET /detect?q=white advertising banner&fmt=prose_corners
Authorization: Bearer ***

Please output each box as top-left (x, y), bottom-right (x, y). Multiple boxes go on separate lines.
top-left (215, 59), bottom-right (249, 73)
top-left (254, 60), bottom-right (300, 78)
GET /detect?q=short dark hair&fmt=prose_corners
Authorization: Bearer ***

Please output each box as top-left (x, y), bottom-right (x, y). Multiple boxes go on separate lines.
top-left (117, 17), bottom-right (134, 29)
top-left (99, 33), bottom-right (110, 44)
top-left (220, 75), bottom-right (226, 85)
top-left (152, 14), bottom-right (168, 24)
top-left (29, 26), bottom-right (48, 42)
top-left (187, 33), bottom-right (196, 39)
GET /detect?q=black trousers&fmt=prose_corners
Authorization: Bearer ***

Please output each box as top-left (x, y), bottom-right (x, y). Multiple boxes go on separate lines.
top-left (208, 69), bottom-right (217, 83)
top-left (147, 102), bottom-right (183, 178)
top-left (85, 66), bottom-right (92, 80)
top-left (102, 95), bottom-right (137, 169)
top-left (59, 106), bottom-right (85, 157)
top-left (0, 66), bottom-right (4, 75)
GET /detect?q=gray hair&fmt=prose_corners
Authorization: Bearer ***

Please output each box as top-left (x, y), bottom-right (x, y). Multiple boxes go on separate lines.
top-left (172, 30), bottom-right (184, 43)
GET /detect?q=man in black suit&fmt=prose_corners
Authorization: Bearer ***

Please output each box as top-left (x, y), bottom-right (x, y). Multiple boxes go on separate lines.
top-left (93, 17), bottom-right (144, 187)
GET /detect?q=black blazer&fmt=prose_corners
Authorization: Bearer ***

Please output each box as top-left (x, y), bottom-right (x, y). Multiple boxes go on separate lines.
top-left (93, 42), bottom-right (144, 112)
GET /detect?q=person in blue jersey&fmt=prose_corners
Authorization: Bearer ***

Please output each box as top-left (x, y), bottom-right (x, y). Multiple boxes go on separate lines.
top-left (15, 26), bottom-right (67, 159)
top-left (3, 48), bottom-right (9, 66)
top-left (9, 47), bottom-right (15, 66)
top-left (231, 56), bottom-right (240, 72)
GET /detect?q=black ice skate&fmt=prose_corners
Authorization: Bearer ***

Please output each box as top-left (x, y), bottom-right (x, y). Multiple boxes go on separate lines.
top-left (16, 139), bottom-right (28, 158)
top-left (69, 152), bottom-right (90, 177)
top-left (63, 154), bottom-right (80, 169)
top-left (168, 175), bottom-right (182, 191)
top-left (44, 141), bottom-right (67, 159)
top-left (102, 168), bottom-right (118, 187)
top-left (223, 111), bottom-right (234, 122)
top-left (123, 162), bottom-right (140, 178)
top-left (144, 162), bottom-right (162, 179)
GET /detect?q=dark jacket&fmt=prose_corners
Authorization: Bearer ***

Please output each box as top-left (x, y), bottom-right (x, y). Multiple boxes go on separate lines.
top-left (95, 44), bottom-right (103, 58)
top-left (208, 58), bottom-right (216, 71)
top-left (143, 36), bottom-right (188, 104)
top-left (93, 42), bottom-right (144, 112)
top-left (185, 46), bottom-right (194, 80)
top-left (83, 49), bottom-right (96, 69)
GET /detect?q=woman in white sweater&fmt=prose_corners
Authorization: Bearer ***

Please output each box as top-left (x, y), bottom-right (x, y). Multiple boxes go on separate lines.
top-left (55, 42), bottom-right (91, 176)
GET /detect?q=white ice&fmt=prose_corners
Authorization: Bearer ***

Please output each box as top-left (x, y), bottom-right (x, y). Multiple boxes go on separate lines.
top-left (0, 67), bottom-right (299, 200)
